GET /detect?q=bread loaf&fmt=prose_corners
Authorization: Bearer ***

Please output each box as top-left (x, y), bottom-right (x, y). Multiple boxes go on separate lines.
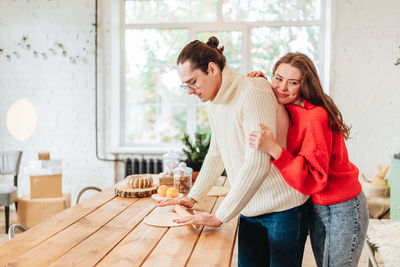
top-left (126, 175), bottom-right (153, 189)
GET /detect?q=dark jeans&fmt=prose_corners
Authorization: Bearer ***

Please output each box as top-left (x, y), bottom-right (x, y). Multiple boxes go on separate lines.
top-left (238, 201), bottom-right (309, 267)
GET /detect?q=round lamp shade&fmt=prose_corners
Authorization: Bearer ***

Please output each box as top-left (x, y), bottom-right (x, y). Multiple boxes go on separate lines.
top-left (6, 98), bottom-right (37, 141)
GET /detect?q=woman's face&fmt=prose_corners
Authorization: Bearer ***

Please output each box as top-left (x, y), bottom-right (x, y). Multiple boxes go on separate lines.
top-left (177, 60), bottom-right (222, 102)
top-left (271, 63), bottom-right (303, 105)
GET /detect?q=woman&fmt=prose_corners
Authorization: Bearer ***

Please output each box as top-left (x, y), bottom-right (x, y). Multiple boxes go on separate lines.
top-left (247, 52), bottom-right (369, 267)
top-left (157, 38), bottom-right (309, 267)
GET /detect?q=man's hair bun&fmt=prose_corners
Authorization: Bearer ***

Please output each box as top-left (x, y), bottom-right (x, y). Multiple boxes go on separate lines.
top-left (206, 36), bottom-right (219, 48)
top-left (206, 36), bottom-right (224, 53)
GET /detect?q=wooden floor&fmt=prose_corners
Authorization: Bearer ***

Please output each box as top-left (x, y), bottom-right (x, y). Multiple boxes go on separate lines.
top-left (0, 207), bottom-right (368, 266)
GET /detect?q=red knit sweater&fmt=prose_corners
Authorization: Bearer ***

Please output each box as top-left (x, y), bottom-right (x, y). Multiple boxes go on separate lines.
top-left (272, 100), bottom-right (362, 205)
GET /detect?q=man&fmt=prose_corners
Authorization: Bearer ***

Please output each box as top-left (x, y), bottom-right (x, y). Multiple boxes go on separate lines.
top-left (157, 36), bottom-right (309, 267)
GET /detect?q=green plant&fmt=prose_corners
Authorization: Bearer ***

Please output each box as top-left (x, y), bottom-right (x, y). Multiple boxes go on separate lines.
top-left (181, 133), bottom-right (211, 162)
top-left (395, 46), bottom-right (400, 66)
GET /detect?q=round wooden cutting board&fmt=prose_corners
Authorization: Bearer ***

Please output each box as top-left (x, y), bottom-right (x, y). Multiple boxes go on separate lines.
top-left (114, 184), bottom-right (158, 198)
top-left (143, 206), bottom-right (182, 227)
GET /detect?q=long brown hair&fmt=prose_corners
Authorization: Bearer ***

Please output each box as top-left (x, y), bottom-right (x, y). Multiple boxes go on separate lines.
top-left (273, 52), bottom-right (351, 139)
top-left (177, 36), bottom-right (226, 74)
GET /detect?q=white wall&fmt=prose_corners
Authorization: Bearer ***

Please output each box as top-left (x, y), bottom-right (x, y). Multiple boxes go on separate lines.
top-left (331, 0), bottom-right (400, 180)
top-left (0, 0), bottom-right (115, 202)
top-left (1, 0), bottom-right (399, 202)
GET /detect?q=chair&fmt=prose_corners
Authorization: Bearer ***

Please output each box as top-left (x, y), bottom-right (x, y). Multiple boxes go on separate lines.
top-left (0, 151), bottom-right (23, 234)
top-left (366, 240), bottom-right (380, 267)
top-left (8, 223), bottom-right (27, 240)
top-left (75, 186), bottom-right (102, 205)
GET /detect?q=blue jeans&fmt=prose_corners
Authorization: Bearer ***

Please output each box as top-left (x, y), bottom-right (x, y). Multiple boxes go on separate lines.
top-left (310, 192), bottom-right (369, 267)
top-left (238, 201), bottom-right (309, 267)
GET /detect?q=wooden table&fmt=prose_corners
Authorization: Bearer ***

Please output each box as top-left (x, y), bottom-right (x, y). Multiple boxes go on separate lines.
top-left (0, 177), bottom-right (238, 266)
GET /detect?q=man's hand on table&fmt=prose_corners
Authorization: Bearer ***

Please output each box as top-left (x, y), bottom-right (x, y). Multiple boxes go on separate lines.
top-left (156, 196), bottom-right (223, 227)
top-left (173, 210), bottom-right (223, 228)
top-left (156, 196), bottom-right (196, 208)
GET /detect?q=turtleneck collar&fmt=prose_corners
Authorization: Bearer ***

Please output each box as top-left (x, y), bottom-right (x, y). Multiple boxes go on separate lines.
top-left (211, 66), bottom-right (242, 105)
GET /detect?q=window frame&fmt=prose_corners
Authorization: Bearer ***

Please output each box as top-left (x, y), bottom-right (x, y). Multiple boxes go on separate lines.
top-left (109, 0), bottom-right (332, 154)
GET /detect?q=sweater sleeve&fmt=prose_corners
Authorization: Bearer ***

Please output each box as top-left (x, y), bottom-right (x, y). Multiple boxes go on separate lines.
top-left (187, 122), bottom-right (225, 203)
top-left (272, 109), bottom-right (332, 195)
top-left (215, 85), bottom-right (277, 223)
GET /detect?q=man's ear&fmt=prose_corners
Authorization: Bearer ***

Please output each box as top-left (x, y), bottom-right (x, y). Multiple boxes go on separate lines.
top-left (208, 62), bottom-right (220, 76)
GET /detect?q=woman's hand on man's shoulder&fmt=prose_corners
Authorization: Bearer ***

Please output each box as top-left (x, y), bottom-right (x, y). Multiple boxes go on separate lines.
top-left (247, 71), bottom-right (268, 80)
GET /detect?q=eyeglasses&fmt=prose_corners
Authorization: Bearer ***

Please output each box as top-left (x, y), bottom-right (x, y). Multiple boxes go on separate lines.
top-left (180, 81), bottom-right (198, 91)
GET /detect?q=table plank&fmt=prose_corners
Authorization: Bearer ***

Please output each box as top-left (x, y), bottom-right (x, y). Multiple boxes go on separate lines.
top-left (141, 196), bottom-right (218, 267)
top-left (138, 176), bottom-right (227, 266)
top-left (98, 179), bottom-right (226, 267)
top-left (96, 219), bottom-right (168, 267)
top-left (6, 196), bottom-right (136, 267)
top-left (0, 187), bottom-right (116, 266)
top-left (187, 196), bottom-right (239, 267)
top-left (49, 197), bottom-right (155, 267)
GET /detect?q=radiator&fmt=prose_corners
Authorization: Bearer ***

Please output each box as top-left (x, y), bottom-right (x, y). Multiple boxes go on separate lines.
top-left (125, 158), bottom-right (163, 177)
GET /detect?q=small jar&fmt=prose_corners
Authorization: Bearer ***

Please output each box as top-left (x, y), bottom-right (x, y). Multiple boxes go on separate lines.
top-left (162, 151), bottom-right (179, 176)
top-left (173, 162), bottom-right (192, 194)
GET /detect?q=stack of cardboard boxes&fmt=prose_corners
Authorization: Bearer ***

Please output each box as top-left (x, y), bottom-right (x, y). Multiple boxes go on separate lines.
top-left (18, 152), bottom-right (71, 228)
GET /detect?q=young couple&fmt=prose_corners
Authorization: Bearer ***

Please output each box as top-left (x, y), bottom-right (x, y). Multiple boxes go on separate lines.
top-left (157, 36), bottom-right (369, 267)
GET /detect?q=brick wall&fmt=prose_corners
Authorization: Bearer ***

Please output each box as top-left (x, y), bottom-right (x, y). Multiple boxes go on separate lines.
top-left (0, 0), bottom-right (115, 203)
top-left (331, 0), bottom-right (400, 180)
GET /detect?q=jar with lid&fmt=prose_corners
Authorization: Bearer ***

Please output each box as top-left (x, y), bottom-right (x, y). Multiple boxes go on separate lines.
top-left (173, 162), bottom-right (192, 193)
top-left (162, 150), bottom-right (179, 176)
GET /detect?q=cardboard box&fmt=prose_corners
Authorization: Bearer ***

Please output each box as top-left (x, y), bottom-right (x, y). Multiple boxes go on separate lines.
top-left (24, 159), bottom-right (62, 176)
top-left (28, 159), bottom-right (62, 168)
top-left (24, 166), bottom-right (62, 175)
top-left (38, 152), bottom-right (50, 160)
top-left (30, 174), bottom-right (62, 199)
top-left (18, 193), bottom-right (71, 228)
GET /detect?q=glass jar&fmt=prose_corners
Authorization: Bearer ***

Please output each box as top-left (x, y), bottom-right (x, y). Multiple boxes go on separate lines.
top-left (162, 151), bottom-right (179, 176)
top-left (173, 162), bottom-right (192, 193)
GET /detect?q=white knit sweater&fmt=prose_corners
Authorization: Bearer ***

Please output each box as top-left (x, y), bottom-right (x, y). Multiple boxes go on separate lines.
top-left (187, 67), bottom-right (308, 223)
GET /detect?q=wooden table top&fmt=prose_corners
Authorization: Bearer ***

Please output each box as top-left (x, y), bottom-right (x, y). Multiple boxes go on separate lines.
top-left (0, 176), bottom-right (238, 266)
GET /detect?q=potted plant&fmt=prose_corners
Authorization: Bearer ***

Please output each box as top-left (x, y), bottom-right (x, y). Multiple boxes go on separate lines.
top-left (181, 133), bottom-right (211, 183)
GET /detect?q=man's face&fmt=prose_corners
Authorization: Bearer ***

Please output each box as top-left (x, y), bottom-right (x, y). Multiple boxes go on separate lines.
top-left (177, 60), bottom-right (221, 102)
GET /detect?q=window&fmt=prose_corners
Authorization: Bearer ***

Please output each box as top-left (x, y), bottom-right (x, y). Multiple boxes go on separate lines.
top-left (112, 0), bottom-right (330, 153)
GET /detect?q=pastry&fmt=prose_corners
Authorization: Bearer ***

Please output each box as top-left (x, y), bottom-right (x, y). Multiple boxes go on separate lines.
top-left (166, 187), bottom-right (179, 198)
top-left (157, 185), bottom-right (169, 197)
top-left (126, 175), bottom-right (153, 189)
